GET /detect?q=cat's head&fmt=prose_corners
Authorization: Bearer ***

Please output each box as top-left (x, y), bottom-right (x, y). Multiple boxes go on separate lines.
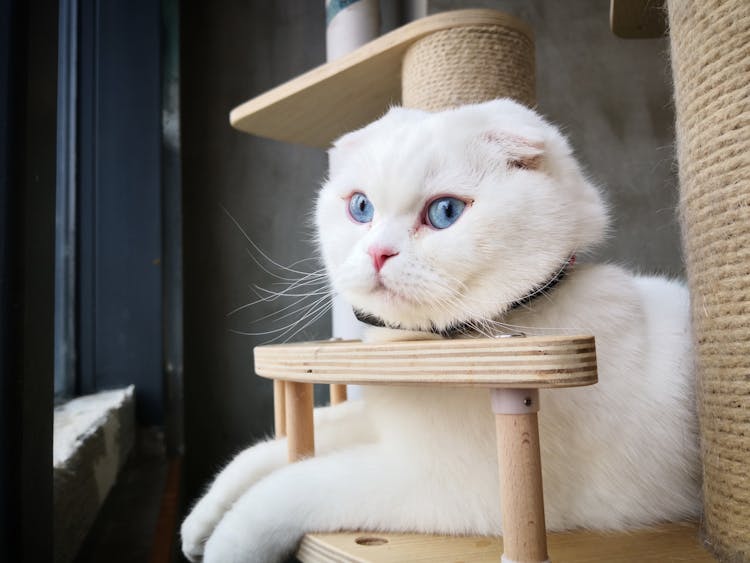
top-left (315, 99), bottom-right (607, 332)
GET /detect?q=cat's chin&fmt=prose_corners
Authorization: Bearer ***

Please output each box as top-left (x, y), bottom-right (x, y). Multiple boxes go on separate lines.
top-left (352, 276), bottom-right (418, 307)
top-left (349, 292), bottom-right (459, 333)
top-left (371, 283), bottom-right (411, 304)
top-left (346, 286), bottom-right (430, 329)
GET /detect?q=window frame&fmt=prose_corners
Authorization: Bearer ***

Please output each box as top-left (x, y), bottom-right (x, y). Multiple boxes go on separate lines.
top-left (57, 0), bottom-right (179, 428)
top-left (0, 0), bottom-right (184, 558)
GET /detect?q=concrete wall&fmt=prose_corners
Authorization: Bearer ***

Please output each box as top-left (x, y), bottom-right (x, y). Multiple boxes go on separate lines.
top-left (182, 1), bottom-right (329, 500)
top-left (181, 0), bottom-right (679, 503)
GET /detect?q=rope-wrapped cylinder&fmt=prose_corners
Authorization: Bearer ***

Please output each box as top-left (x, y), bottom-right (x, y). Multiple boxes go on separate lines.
top-left (668, 1), bottom-right (750, 560)
top-left (402, 22), bottom-right (535, 111)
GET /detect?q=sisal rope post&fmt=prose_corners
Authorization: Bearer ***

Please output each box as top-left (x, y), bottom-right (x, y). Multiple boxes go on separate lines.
top-left (401, 17), bottom-right (545, 561)
top-left (402, 22), bottom-right (535, 111)
top-left (668, 2), bottom-right (750, 560)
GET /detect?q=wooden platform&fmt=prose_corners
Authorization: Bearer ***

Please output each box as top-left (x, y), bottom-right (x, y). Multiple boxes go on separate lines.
top-left (229, 9), bottom-right (532, 148)
top-left (254, 335), bottom-right (597, 389)
top-left (298, 523), bottom-right (715, 563)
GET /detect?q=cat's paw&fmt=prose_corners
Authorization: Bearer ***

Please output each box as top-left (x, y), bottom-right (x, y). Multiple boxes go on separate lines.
top-left (181, 497), bottom-right (228, 562)
top-left (202, 515), bottom-right (298, 563)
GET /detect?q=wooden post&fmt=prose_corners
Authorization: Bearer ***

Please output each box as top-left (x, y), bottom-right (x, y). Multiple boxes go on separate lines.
top-left (273, 379), bottom-right (287, 438)
top-left (285, 381), bottom-right (315, 462)
top-left (330, 383), bottom-right (347, 405)
top-left (492, 388), bottom-right (549, 563)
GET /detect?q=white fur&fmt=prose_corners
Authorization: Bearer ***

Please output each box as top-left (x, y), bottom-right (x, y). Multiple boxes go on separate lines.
top-left (182, 99), bottom-right (700, 562)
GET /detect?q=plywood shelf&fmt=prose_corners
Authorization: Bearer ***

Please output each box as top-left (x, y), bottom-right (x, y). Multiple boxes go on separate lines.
top-left (229, 9), bottom-right (532, 148)
top-left (254, 335), bottom-right (597, 388)
top-left (298, 523), bottom-right (715, 563)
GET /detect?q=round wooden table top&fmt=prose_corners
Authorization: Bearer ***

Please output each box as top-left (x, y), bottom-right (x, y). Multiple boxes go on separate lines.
top-left (254, 335), bottom-right (597, 389)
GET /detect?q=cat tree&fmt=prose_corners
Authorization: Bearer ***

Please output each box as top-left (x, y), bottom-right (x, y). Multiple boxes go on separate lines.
top-left (231, 8), bottom-right (719, 562)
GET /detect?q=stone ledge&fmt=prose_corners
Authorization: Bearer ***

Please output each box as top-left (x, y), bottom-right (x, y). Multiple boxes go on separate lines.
top-left (53, 387), bottom-right (135, 563)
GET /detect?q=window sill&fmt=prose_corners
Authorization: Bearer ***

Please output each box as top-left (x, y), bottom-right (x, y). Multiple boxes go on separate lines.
top-left (53, 386), bottom-right (135, 563)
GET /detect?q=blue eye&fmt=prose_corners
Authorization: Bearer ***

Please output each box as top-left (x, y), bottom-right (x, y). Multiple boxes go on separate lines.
top-left (348, 192), bottom-right (374, 223)
top-left (426, 197), bottom-right (466, 229)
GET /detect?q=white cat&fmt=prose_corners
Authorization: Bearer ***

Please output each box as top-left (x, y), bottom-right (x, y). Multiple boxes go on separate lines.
top-left (181, 99), bottom-right (700, 563)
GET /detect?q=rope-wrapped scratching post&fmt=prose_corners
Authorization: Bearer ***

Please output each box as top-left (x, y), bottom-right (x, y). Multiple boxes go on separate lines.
top-left (402, 18), bottom-right (535, 111)
top-left (668, 1), bottom-right (750, 560)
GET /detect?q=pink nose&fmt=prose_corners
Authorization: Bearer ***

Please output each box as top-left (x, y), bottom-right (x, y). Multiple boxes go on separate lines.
top-left (368, 246), bottom-right (399, 272)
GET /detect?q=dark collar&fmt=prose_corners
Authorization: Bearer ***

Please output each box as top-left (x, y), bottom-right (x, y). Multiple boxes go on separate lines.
top-left (353, 255), bottom-right (575, 338)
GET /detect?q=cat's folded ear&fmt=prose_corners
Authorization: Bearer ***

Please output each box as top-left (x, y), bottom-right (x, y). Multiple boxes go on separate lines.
top-left (329, 128), bottom-right (369, 170)
top-left (480, 128), bottom-right (545, 170)
top-left (332, 127), bottom-right (368, 150)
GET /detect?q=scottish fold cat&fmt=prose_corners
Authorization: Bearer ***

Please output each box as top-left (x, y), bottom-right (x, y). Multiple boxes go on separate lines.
top-left (181, 99), bottom-right (700, 563)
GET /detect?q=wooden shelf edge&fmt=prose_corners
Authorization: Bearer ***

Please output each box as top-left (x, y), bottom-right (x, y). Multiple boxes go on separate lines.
top-left (253, 335), bottom-right (598, 389)
top-left (229, 9), bottom-right (534, 148)
top-left (298, 522), bottom-right (715, 563)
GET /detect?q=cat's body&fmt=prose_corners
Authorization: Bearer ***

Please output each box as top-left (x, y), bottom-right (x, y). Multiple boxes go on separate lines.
top-left (182, 100), bottom-right (700, 563)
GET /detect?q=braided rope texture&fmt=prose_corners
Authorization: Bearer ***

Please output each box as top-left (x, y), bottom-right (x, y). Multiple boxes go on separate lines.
top-left (669, 1), bottom-right (750, 560)
top-left (402, 25), bottom-right (535, 111)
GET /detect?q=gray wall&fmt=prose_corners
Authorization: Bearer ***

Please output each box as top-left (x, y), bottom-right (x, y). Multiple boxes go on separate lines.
top-left (181, 0), bottom-right (679, 504)
top-left (182, 1), bottom-right (328, 500)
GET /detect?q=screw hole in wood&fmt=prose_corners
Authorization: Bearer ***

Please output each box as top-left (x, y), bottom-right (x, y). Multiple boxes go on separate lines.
top-left (355, 536), bottom-right (388, 546)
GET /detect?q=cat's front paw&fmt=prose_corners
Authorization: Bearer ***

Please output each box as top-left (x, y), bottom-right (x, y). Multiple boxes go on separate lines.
top-left (181, 497), bottom-right (228, 562)
top-left (202, 518), bottom-right (298, 563)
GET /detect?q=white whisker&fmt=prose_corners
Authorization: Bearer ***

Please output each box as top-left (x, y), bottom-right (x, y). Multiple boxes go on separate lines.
top-left (265, 302), bottom-right (333, 344)
top-left (230, 296), bottom-right (331, 340)
top-left (248, 292), bottom-right (332, 325)
top-left (252, 285), bottom-right (331, 299)
top-left (223, 206), bottom-right (323, 277)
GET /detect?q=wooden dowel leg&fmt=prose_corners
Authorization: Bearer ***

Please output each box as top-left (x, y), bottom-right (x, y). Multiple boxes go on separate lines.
top-left (329, 383), bottom-right (347, 405)
top-left (491, 388), bottom-right (549, 563)
top-left (273, 380), bottom-right (286, 438)
top-left (285, 381), bottom-right (315, 462)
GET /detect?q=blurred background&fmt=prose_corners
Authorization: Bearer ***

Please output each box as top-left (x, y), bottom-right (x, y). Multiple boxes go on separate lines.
top-left (1, 1), bottom-right (678, 561)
